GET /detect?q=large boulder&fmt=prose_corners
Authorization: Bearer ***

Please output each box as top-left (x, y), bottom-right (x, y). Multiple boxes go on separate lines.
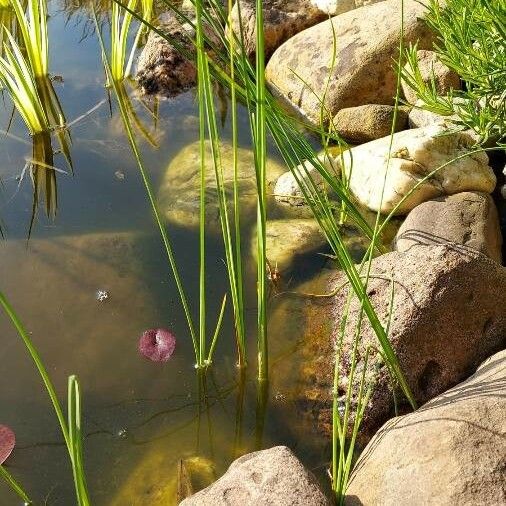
top-left (345, 350), bottom-right (506, 506)
top-left (180, 446), bottom-right (332, 505)
top-left (336, 124), bottom-right (496, 215)
top-left (266, 0), bottom-right (435, 126)
top-left (333, 104), bottom-right (409, 144)
top-left (311, 0), bottom-right (385, 15)
top-left (402, 49), bottom-right (461, 105)
top-left (395, 192), bottom-right (503, 263)
top-left (158, 140), bottom-right (286, 233)
top-left (269, 244), bottom-right (506, 443)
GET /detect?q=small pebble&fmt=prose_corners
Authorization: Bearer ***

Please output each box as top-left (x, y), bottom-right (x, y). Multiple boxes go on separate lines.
top-left (96, 289), bottom-right (109, 302)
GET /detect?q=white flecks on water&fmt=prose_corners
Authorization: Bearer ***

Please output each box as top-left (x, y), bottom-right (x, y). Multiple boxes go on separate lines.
top-left (96, 289), bottom-right (110, 302)
top-left (114, 170), bottom-right (125, 181)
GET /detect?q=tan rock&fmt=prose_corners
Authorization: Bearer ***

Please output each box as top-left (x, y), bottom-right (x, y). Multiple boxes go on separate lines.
top-left (158, 140), bottom-right (286, 233)
top-left (345, 350), bottom-right (506, 506)
top-left (333, 104), bottom-right (409, 143)
top-left (402, 49), bottom-right (461, 105)
top-left (229, 0), bottom-right (326, 59)
top-left (395, 191), bottom-right (503, 263)
top-left (181, 446), bottom-right (332, 505)
top-left (252, 218), bottom-right (327, 274)
top-left (337, 124), bottom-right (496, 215)
top-left (266, 0), bottom-right (435, 126)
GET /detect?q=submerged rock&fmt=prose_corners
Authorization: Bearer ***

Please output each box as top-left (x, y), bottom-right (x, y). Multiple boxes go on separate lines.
top-left (333, 104), bottom-right (409, 144)
top-left (266, 0), bottom-right (435, 126)
top-left (270, 244), bottom-right (506, 443)
top-left (336, 124), bottom-right (495, 215)
top-left (158, 140), bottom-right (286, 233)
top-left (180, 446), bottom-right (332, 505)
top-left (395, 191), bottom-right (503, 263)
top-left (402, 49), bottom-right (461, 105)
top-left (345, 350), bottom-right (506, 506)
top-left (251, 218), bottom-right (327, 274)
top-left (274, 151), bottom-right (338, 207)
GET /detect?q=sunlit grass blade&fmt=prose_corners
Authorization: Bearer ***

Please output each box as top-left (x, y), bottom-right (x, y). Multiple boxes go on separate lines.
top-left (0, 465), bottom-right (32, 504)
top-left (0, 292), bottom-right (90, 505)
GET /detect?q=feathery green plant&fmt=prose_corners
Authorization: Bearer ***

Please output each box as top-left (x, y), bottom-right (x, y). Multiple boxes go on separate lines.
top-left (0, 293), bottom-right (90, 505)
top-left (401, 0), bottom-right (505, 144)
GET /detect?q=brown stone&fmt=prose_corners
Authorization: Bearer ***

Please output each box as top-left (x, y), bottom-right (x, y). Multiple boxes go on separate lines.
top-left (333, 104), bottom-right (409, 143)
top-left (270, 244), bottom-right (506, 443)
top-left (345, 350), bottom-right (506, 506)
top-left (395, 191), bottom-right (503, 263)
top-left (180, 446), bottom-right (332, 505)
top-left (266, 0), bottom-right (435, 126)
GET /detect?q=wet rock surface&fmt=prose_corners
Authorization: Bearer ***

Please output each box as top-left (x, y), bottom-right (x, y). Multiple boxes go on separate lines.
top-left (158, 140), bottom-right (286, 233)
top-left (270, 244), bottom-right (506, 443)
top-left (345, 350), bottom-right (506, 506)
top-left (180, 446), bottom-right (332, 505)
top-left (266, 0), bottom-right (435, 126)
top-left (337, 124), bottom-right (495, 214)
top-left (395, 191), bottom-right (503, 263)
top-left (333, 104), bottom-right (409, 143)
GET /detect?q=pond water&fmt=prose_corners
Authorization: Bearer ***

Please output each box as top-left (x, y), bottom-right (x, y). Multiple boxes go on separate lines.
top-left (0, 3), bottom-right (340, 504)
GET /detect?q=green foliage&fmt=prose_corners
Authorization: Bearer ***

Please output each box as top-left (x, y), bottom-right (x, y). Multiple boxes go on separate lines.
top-left (401, 0), bottom-right (506, 144)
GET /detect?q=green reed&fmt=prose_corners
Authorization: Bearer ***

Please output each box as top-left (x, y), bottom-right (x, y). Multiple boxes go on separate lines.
top-left (95, 3), bottom-right (227, 369)
top-left (0, 293), bottom-right (90, 505)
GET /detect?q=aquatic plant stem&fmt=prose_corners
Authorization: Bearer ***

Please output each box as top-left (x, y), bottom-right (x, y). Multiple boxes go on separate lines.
top-left (0, 465), bottom-right (32, 504)
top-left (0, 293), bottom-right (90, 505)
top-left (255, 0), bottom-right (268, 382)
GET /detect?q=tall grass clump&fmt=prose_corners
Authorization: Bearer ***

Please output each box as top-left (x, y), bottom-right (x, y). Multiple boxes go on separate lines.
top-left (94, 3), bottom-right (228, 370)
top-left (401, 0), bottom-right (505, 144)
top-left (0, 293), bottom-right (90, 505)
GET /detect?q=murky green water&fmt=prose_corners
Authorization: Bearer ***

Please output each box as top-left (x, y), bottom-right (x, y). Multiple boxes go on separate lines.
top-left (0, 3), bottom-right (336, 505)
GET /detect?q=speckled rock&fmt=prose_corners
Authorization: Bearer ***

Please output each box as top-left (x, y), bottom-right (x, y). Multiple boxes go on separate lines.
top-left (136, 12), bottom-right (220, 97)
top-left (402, 49), bottom-right (461, 105)
top-left (333, 104), bottom-right (409, 143)
top-left (229, 0), bottom-right (326, 59)
top-left (180, 446), bottom-right (332, 505)
top-left (158, 141), bottom-right (286, 233)
top-left (408, 97), bottom-right (467, 129)
top-left (336, 124), bottom-right (496, 215)
top-left (252, 218), bottom-right (327, 273)
top-left (345, 350), bottom-right (506, 506)
top-left (274, 151), bottom-right (339, 207)
top-left (269, 244), bottom-right (506, 443)
top-left (266, 0), bottom-right (435, 126)
top-left (395, 192), bottom-right (502, 263)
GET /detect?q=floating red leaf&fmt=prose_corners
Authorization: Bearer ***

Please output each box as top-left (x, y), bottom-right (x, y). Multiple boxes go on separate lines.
top-left (0, 425), bottom-right (15, 465)
top-left (138, 328), bottom-right (176, 362)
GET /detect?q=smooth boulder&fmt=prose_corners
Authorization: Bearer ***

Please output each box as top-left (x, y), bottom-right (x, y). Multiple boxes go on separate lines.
top-left (266, 0), bottom-right (435, 126)
top-left (345, 350), bottom-right (506, 506)
top-left (269, 244), bottom-right (506, 442)
top-left (337, 124), bottom-right (495, 214)
top-left (395, 192), bottom-right (503, 263)
top-left (180, 446), bottom-right (331, 505)
top-left (333, 104), bottom-right (409, 143)
top-left (158, 141), bottom-right (286, 233)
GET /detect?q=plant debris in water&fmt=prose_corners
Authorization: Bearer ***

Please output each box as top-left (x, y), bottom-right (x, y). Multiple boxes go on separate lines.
top-left (138, 328), bottom-right (176, 362)
top-left (0, 425), bottom-right (15, 465)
